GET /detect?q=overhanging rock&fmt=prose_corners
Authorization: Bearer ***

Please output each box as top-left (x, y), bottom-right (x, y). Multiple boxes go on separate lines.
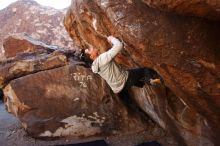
top-left (64, 0), bottom-right (220, 145)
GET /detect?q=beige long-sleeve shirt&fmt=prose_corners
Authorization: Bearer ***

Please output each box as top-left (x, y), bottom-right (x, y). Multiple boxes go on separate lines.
top-left (91, 38), bottom-right (128, 93)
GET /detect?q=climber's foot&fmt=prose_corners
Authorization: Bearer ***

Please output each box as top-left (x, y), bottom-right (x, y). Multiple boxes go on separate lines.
top-left (150, 78), bottom-right (161, 85)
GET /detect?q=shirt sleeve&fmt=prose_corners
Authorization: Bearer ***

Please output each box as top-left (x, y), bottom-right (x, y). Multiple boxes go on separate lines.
top-left (98, 37), bottom-right (123, 67)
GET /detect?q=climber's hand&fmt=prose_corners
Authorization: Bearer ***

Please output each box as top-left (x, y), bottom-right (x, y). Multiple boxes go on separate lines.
top-left (107, 36), bottom-right (115, 43)
top-left (85, 49), bottom-right (90, 54)
top-left (150, 78), bottom-right (161, 85)
top-left (85, 47), bottom-right (94, 54)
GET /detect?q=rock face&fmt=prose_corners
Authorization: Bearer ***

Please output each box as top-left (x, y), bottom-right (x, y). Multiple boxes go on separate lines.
top-left (142, 0), bottom-right (220, 20)
top-left (0, 0), bottom-right (75, 60)
top-left (64, 0), bottom-right (220, 146)
top-left (1, 34), bottom-right (163, 141)
top-left (4, 65), bottom-right (145, 137)
top-left (3, 33), bottom-right (56, 58)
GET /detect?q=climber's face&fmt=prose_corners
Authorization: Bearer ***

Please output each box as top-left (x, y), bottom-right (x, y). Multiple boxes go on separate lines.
top-left (85, 47), bottom-right (99, 60)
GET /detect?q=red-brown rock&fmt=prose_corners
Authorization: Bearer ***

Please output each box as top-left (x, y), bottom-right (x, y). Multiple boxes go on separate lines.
top-left (2, 34), bottom-right (172, 145)
top-left (0, 33), bottom-right (78, 88)
top-left (64, 0), bottom-right (220, 145)
top-left (0, 51), bottom-right (68, 88)
top-left (3, 64), bottom-right (149, 138)
top-left (3, 33), bottom-right (56, 58)
top-left (142, 0), bottom-right (220, 20)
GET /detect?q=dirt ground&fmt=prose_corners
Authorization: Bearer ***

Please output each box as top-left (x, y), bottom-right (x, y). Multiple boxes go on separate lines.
top-left (0, 102), bottom-right (177, 146)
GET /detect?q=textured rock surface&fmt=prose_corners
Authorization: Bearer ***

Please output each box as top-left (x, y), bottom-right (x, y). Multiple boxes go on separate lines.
top-left (3, 64), bottom-right (147, 138)
top-left (0, 34), bottom-right (76, 88)
top-left (0, 0), bottom-right (75, 60)
top-left (1, 34), bottom-right (173, 146)
top-left (3, 33), bottom-right (56, 58)
top-left (64, 0), bottom-right (220, 146)
top-left (142, 0), bottom-right (220, 20)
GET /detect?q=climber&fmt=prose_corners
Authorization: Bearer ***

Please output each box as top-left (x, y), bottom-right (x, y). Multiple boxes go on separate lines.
top-left (85, 36), bottom-right (162, 96)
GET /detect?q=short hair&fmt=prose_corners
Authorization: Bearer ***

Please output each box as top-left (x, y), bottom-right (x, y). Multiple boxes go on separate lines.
top-left (0, 88), bottom-right (4, 102)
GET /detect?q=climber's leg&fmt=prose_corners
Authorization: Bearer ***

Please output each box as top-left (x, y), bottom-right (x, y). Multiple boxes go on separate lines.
top-left (118, 68), bottom-right (143, 101)
top-left (127, 67), bottom-right (163, 87)
top-left (118, 83), bottom-right (140, 113)
top-left (126, 68), bottom-right (146, 88)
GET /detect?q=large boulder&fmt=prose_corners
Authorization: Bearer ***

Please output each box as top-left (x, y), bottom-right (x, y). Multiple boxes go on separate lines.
top-left (64, 0), bottom-right (220, 145)
top-left (0, 0), bottom-right (76, 60)
top-left (1, 34), bottom-right (170, 144)
top-left (3, 64), bottom-right (148, 138)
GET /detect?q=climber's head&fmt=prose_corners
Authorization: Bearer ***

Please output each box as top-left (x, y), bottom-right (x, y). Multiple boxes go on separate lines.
top-left (85, 47), bottom-right (99, 60)
top-left (0, 88), bottom-right (4, 102)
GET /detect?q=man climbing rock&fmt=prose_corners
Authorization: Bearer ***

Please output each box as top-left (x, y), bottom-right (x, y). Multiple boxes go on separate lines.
top-left (85, 36), bottom-right (162, 96)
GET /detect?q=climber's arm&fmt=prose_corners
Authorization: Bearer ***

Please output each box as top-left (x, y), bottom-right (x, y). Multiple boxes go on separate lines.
top-left (106, 36), bottom-right (123, 58)
top-left (98, 36), bottom-right (123, 66)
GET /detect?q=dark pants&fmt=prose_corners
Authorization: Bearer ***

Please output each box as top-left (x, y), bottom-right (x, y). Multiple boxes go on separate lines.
top-left (118, 67), bottom-right (160, 108)
top-left (120, 67), bottom-right (159, 92)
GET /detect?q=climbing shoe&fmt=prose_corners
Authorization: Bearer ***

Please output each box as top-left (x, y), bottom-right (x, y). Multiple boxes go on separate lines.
top-left (150, 78), bottom-right (161, 85)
